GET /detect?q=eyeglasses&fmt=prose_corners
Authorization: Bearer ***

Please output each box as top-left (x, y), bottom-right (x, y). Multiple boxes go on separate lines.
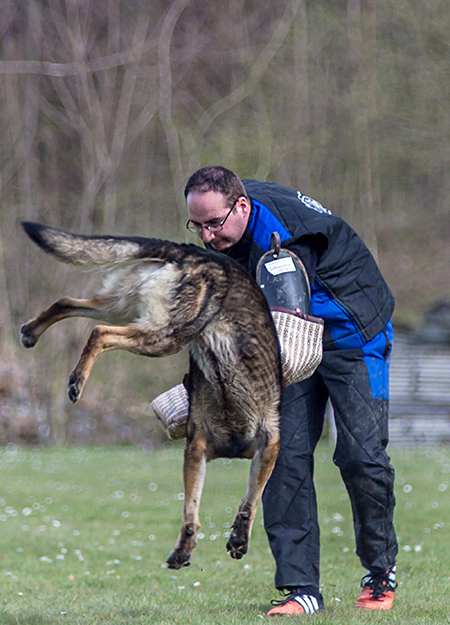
top-left (186, 198), bottom-right (239, 235)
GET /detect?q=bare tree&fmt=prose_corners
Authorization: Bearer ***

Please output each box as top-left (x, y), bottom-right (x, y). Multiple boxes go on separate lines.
top-left (348, 0), bottom-right (379, 260)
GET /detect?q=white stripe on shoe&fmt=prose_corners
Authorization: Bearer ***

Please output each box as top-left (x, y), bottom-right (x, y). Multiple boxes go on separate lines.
top-left (295, 595), bottom-right (320, 614)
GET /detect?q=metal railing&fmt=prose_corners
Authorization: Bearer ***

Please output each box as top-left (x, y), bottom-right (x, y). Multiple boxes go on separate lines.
top-left (389, 332), bottom-right (450, 446)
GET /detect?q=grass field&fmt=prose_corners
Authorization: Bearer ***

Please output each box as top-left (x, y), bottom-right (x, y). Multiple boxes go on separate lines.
top-left (0, 442), bottom-right (448, 624)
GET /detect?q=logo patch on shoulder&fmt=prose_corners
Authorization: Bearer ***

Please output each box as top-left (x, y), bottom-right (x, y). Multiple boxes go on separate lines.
top-left (297, 192), bottom-right (332, 215)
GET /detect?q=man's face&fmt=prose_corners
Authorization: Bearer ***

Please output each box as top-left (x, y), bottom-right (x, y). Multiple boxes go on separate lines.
top-left (186, 190), bottom-right (251, 252)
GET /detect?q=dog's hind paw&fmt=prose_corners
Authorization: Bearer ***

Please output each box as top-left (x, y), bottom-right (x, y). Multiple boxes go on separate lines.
top-left (166, 550), bottom-right (191, 570)
top-left (20, 323), bottom-right (38, 348)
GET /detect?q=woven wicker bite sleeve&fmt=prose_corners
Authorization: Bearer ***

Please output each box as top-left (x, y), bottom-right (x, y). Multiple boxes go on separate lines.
top-left (151, 383), bottom-right (189, 439)
top-left (271, 309), bottom-right (324, 386)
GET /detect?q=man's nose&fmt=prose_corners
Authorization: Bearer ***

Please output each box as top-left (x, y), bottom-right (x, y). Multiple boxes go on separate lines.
top-left (201, 228), bottom-right (216, 244)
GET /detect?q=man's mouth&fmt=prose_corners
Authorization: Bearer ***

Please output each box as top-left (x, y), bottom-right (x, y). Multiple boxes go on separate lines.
top-left (210, 238), bottom-right (231, 251)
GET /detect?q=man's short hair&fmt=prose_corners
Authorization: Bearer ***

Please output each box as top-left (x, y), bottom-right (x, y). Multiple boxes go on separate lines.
top-left (184, 166), bottom-right (248, 206)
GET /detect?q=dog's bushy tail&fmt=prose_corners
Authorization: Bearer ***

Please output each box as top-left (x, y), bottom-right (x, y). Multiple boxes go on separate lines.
top-left (21, 222), bottom-right (187, 268)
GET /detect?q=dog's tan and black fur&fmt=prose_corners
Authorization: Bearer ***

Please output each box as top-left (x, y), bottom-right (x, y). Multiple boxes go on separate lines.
top-left (20, 222), bottom-right (282, 569)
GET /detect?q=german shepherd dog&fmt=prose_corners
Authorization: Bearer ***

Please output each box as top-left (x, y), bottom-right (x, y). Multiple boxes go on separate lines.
top-left (20, 222), bottom-right (282, 569)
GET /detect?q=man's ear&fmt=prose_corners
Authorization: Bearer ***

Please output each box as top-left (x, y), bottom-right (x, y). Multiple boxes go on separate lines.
top-left (236, 196), bottom-right (251, 218)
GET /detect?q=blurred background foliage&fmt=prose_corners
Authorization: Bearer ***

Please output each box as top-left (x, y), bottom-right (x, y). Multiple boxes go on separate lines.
top-left (0, 0), bottom-right (449, 445)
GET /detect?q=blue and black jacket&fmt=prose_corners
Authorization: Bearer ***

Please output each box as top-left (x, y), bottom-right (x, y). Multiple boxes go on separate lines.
top-left (222, 179), bottom-right (394, 352)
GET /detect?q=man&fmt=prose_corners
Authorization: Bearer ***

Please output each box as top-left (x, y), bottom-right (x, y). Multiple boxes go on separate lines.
top-left (184, 166), bottom-right (398, 615)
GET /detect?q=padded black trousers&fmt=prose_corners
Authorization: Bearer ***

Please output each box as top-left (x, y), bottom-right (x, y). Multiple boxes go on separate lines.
top-left (262, 331), bottom-right (398, 591)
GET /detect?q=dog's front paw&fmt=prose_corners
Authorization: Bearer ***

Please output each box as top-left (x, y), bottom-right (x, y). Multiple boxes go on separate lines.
top-left (20, 323), bottom-right (38, 348)
top-left (166, 550), bottom-right (191, 570)
top-left (67, 372), bottom-right (84, 403)
top-left (226, 531), bottom-right (248, 560)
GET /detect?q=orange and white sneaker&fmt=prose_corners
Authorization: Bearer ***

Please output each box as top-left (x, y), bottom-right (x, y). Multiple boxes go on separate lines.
top-left (356, 565), bottom-right (397, 610)
top-left (268, 588), bottom-right (324, 616)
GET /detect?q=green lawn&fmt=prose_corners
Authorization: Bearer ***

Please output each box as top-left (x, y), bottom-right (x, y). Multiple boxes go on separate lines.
top-left (0, 442), bottom-right (448, 624)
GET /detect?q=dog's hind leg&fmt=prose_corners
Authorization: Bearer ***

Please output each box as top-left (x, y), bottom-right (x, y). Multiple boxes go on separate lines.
top-left (166, 435), bottom-right (207, 569)
top-left (67, 325), bottom-right (185, 403)
top-left (226, 432), bottom-right (280, 560)
top-left (20, 296), bottom-right (111, 348)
